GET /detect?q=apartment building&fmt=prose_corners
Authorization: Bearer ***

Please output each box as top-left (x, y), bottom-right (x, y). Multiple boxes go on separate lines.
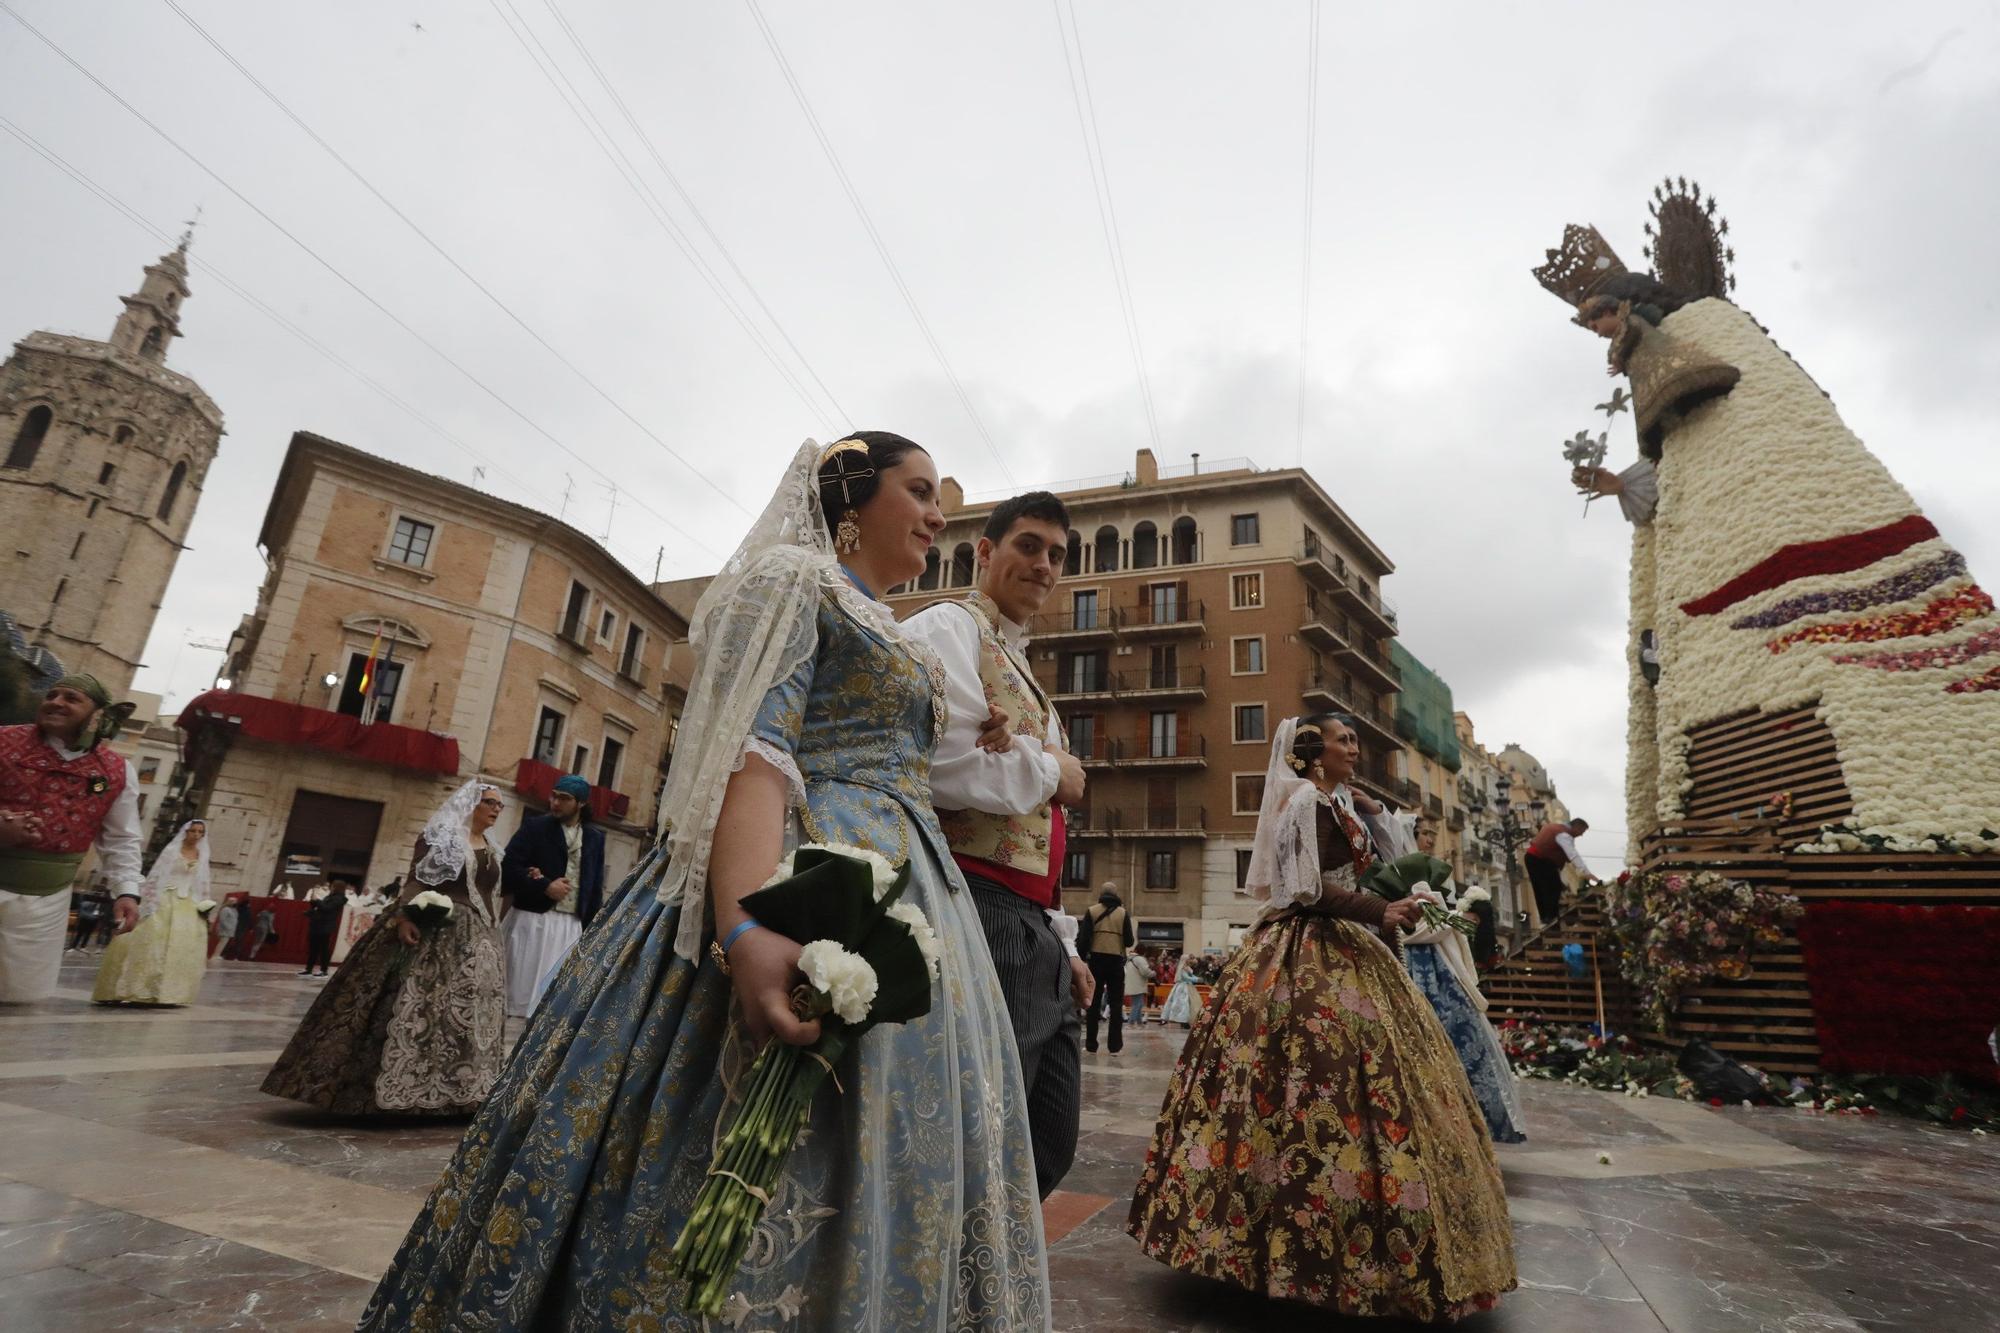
top-left (887, 448), bottom-right (1403, 951)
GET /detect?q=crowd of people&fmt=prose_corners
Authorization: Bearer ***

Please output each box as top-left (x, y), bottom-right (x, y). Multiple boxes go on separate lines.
top-left (2, 436), bottom-right (1530, 1326)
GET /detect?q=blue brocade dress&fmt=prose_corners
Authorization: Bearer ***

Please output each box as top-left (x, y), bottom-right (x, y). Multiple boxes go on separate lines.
top-left (360, 589), bottom-right (1050, 1331)
top-left (1403, 942), bottom-right (1526, 1144)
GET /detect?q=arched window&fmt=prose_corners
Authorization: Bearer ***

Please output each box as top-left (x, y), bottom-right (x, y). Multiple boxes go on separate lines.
top-left (114, 425), bottom-right (135, 446)
top-left (1063, 529), bottom-right (1081, 577)
top-left (1094, 525), bottom-right (1120, 574)
top-left (950, 542), bottom-right (976, 588)
top-left (1171, 516), bottom-right (1198, 564)
top-left (140, 326), bottom-right (165, 357)
top-left (917, 547), bottom-right (942, 591)
top-left (5, 405), bottom-right (51, 470)
top-left (1131, 521), bottom-right (1159, 569)
top-left (156, 460), bottom-right (188, 521)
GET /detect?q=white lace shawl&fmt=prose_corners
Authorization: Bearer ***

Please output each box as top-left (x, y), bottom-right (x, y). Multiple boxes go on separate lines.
top-left (653, 440), bottom-right (942, 961)
top-left (138, 820), bottom-right (211, 915)
top-left (1243, 719), bottom-right (1325, 911)
top-left (412, 778), bottom-right (500, 887)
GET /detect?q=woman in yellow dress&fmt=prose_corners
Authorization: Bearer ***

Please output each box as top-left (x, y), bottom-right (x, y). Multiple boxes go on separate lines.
top-left (93, 819), bottom-right (211, 1006)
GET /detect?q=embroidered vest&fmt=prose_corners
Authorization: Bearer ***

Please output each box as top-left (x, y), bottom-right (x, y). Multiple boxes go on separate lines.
top-left (0, 724), bottom-right (127, 853)
top-left (935, 592), bottom-right (1065, 876)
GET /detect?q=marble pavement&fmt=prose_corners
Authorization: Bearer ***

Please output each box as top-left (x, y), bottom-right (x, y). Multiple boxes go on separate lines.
top-left (0, 955), bottom-right (1993, 1330)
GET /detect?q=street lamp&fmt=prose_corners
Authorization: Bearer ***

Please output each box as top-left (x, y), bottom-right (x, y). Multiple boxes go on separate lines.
top-left (322, 671), bottom-right (340, 688)
top-left (1471, 774), bottom-right (1545, 953)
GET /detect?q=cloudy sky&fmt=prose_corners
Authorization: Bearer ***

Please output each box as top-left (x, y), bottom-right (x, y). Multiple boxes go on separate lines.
top-left (5, 0), bottom-right (1996, 871)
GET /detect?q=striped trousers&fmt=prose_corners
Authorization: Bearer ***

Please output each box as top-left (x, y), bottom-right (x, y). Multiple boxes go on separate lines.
top-left (964, 873), bottom-right (1081, 1199)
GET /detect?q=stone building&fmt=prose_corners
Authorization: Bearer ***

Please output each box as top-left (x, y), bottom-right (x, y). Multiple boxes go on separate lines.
top-left (886, 448), bottom-right (1404, 952)
top-left (0, 238), bottom-right (223, 696)
top-left (178, 431), bottom-right (687, 899)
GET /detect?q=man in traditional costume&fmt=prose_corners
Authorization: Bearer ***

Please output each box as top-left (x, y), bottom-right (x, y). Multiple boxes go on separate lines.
top-left (907, 489), bottom-right (1093, 1199)
top-left (500, 773), bottom-right (605, 1019)
top-left (1521, 816), bottom-right (1591, 927)
top-left (0, 676), bottom-right (143, 1002)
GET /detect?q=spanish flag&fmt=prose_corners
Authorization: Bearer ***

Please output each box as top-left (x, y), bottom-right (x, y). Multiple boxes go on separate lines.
top-left (358, 628), bottom-right (384, 696)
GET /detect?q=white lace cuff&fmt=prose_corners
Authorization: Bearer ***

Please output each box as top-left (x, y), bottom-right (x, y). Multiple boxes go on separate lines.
top-left (1617, 459), bottom-right (1658, 525)
top-left (737, 737), bottom-right (807, 810)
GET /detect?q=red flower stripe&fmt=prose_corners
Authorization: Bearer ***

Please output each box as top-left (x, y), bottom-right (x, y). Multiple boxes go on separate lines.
top-left (1680, 514), bottom-right (1938, 617)
top-left (1834, 624), bottom-right (2000, 672)
top-left (1946, 665), bottom-right (2000, 695)
top-left (1766, 587), bottom-right (1992, 654)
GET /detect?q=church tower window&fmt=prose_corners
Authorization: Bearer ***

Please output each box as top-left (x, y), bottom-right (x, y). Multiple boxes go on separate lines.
top-left (157, 460), bottom-right (188, 521)
top-left (6, 405), bottom-right (51, 470)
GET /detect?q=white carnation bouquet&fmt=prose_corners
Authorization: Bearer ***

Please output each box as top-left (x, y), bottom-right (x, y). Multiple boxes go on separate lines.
top-left (668, 843), bottom-right (941, 1315)
top-left (194, 899), bottom-right (218, 917)
top-left (403, 889), bottom-right (455, 932)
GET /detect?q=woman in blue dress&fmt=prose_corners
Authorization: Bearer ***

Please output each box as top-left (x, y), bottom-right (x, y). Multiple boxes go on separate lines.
top-left (360, 436), bottom-right (1050, 1331)
top-left (1399, 817), bottom-right (1526, 1144)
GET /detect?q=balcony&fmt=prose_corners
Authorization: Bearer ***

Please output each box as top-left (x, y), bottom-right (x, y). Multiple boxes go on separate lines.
top-left (1048, 670), bottom-right (1117, 704)
top-left (1298, 673), bottom-right (1400, 751)
top-left (1447, 807), bottom-right (1467, 831)
top-left (1298, 614), bottom-right (1352, 654)
top-left (1332, 578), bottom-right (1398, 637)
top-left (1065, 806), bottom-right (1209, 839)
top-left (1114, 664), bottom-right (1207, 702)
top-left (1124, 598), bottom-right (1205, 636)
top-left (1294, 540), bottom-right (1346, 590)
top-left (1116, 733), bottom-right (1208, 770)
top-left (1335, 642), bottom-right (1401, 695)
top-left (1426, 793), bottom-right (1445, 819)
top-left (1032, 607), bottom-right (1122, 642)
top-left (1073, 732), bottom-right (1116, 770)
top-left (515, 756), bottom-right (631, 822)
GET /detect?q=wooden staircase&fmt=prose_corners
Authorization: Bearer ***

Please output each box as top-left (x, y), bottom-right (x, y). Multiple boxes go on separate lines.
top-left (1482, 893), bottom-right (1635, 1031)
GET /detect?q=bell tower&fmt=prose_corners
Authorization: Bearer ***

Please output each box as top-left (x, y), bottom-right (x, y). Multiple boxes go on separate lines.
top-left (0, 238), bottom-right (225, 696)
top-left (110, 233), bottom-right (193, 364)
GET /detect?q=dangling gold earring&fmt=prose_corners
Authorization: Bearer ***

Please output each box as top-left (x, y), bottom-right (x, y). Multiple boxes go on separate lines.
top-left (836, 511), bottom-right (862, 555)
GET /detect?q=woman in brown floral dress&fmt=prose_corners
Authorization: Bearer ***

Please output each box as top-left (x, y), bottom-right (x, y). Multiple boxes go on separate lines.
top-left (262, 780), bottom-right (507, 1116)
top-left (1128, 714), bottom-right (1516, 1321)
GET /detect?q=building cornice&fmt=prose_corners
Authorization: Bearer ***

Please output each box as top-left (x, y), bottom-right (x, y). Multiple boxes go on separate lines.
top-left (14, 331), bottom-right (225, 430)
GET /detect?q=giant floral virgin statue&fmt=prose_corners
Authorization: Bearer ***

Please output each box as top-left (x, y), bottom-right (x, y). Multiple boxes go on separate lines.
top-left (1540, 180), bottom-right (2000, 861)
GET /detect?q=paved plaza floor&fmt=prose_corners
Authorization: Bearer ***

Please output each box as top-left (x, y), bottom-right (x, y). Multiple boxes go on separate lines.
top-left (0, 955), bottom-right (1992, 1330)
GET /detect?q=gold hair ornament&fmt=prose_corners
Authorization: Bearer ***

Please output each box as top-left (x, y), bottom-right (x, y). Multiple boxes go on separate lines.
top-left (818, 438), bottom-right (877, 505)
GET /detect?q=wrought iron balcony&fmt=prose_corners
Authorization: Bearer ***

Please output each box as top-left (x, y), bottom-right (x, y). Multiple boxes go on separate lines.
top-left (1113, 664), bottom-right (1207, 702)
top-left (1124, 598), bottom-right (1205, 636)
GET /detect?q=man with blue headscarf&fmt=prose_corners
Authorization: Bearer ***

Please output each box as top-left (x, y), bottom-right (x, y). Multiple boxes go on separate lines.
top-left (499, 774), bottom-right (605, 1018)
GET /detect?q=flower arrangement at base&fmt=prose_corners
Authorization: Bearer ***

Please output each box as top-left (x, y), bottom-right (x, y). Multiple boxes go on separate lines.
top-left (1792, 822), bottom-right (2000, 855)
top-left (1605, 868), bottom-right (1802, 1031)
top-left (1358, 852), bottom-right (1477, 942)
top-left (667, 844), bottom-right (939, 1317)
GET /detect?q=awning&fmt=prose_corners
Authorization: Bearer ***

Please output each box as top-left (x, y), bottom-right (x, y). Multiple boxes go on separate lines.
top-left (514, 756), bottom-right (632, 823)
top-left (177, 690), bottom-right (460, 777)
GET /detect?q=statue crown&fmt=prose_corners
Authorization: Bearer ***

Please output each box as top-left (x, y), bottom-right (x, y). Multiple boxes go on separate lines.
top-left (1532, 223), bottom-right (1628, 307)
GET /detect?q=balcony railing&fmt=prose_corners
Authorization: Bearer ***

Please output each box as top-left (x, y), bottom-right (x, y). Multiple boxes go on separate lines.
top-left (1066, 806), bottom-right (1208, 838)
top-left (1299, 673), bottom-right (1399, 743)
top-left (1124, 598), bottom-right (1205, 633)
top-left (1333, 577), bottom-right (1398, 634)
top-left (1338, 642), bottom-right (1402, 693)
top-left (1116, 734), bottom-right (1207, 767)
top-left (1426, 793), bottom-right (1445, 819)
top-left (1113, 664), bottom-right (1207, 699)
top-left (1072, 732), bottom-right (1116, 767)
top-left (1032, 607), bottom-right (1123, 637)
top-left (1049, 670), bottom-right (1116, 700)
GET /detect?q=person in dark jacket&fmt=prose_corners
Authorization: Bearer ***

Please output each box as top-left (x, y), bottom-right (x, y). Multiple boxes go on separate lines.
top-left (301, 880), bottom-right (349, 977)
top-left (499, 775), bottom-right (605, 1018)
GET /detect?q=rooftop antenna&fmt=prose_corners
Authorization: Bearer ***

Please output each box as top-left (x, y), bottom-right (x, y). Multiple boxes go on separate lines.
top-left (558, 473), bottom-right (575, 523)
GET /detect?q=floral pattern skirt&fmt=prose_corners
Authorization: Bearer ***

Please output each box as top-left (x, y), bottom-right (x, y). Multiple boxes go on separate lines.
top-left (358, 843), bottom-right (1049, 1332)
top-left (1404, 943), bottom-right (1527, 1145)
top-left (260, 907), bottom-right (504, 1116)
top-left (92, 896), bottom-right (207, 1006)
top-left (1127, 912), bottom-right (1517, 1322)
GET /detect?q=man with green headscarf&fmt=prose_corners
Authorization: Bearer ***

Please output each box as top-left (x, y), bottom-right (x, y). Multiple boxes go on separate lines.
top-left (0, 676), bottom-right (145, 1002)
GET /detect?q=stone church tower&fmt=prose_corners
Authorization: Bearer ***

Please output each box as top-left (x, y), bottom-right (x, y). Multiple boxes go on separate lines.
top-left (0, 237), bottom-right (224, 696)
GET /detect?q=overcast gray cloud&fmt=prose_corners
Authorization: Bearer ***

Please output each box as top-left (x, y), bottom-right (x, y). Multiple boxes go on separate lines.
top-left (3, 0), bottom-right (1996, 872)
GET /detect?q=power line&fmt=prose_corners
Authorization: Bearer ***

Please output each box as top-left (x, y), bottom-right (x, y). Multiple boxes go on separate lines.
top-left (484, 0), bottom-right (840, 438)
top-left (0, 115), bottom-right (552, 527)
top-left (537, 0), bottom-right (853, 430)
top-left (1296, 0), bottom-right (1322, 466)
top-left (1050, 0), bottom-right (1163, 455)
top-left (0, 0), bottom-right (721, 562)
top-left (741, 0), bottom-right (1015, 484)
top-left (159, 0), bottom-right (753, 518)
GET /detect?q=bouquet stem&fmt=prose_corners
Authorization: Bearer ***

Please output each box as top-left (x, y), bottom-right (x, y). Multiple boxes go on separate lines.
top-left (668, 1031), bottom-right (847, 1315)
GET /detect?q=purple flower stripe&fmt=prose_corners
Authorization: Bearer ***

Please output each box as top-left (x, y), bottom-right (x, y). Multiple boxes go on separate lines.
top-left (1837, 624), bottom-right (2000, 672)
top-left (1729, 551), bottom-right (1967, 631)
